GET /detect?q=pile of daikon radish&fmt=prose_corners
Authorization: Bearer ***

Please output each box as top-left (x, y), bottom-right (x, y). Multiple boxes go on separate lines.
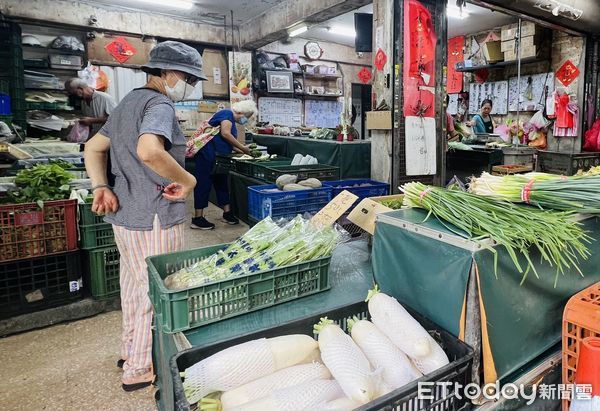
top-left (181, 286), bottom-right (450, 411)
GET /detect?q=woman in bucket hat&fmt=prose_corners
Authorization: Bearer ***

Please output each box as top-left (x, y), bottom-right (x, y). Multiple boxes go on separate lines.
top-left (84, 41), bottom-right (206, 391)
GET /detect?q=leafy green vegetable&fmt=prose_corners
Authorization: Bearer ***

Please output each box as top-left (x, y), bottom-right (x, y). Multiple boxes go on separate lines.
top-left (6, 164), bottom-right (73, 205)
top-left (380, 199), bottom-right (403, 209)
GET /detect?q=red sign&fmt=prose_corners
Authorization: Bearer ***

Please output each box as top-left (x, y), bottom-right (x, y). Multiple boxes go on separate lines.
top-left (403, 0), bottom-right (436, 118)
top-left (358, 67), bottom-right (372, 84)
top-left (375, 48), bottom-right (388, 71)
top-left (556, 60), bottom-right (580, 87)
top-left (105, 36), bottom-right (137, 64)
top-left (447, 36), bottom-right (464, 93)
top-left (474, 69), bottom-right (489, 84)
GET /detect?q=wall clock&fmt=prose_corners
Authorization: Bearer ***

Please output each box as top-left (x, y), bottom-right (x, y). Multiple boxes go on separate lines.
top-left (304, 41), bottom-right (323, 60)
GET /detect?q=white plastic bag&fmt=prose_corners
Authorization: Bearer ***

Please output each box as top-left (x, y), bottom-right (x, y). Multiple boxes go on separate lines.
top-left (68, 121), bottom-right (89, 143)
top-left (529, 110), bottom-right (551, 130)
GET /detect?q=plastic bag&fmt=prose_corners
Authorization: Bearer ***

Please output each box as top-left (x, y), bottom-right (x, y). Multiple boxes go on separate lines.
top-left (50, 35), bottom-right (84, 51)
top-left (583, 118), bottom-right (600, 152)
top-left (528, 110), bottom-right (551, 130)
top-left (528, 131), bottom-right (547, 149)
top-left (68, 121), bottom-right (89, 143)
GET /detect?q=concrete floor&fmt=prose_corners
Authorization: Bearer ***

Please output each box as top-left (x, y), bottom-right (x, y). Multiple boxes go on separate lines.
top-left (0, 203), bottom-right (248, 411)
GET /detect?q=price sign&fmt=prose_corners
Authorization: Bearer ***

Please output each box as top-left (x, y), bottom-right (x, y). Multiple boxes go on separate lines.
top-left (347, 198), bottom-right (392, 235)
top-left (311, 190), bottom-right (359, 228)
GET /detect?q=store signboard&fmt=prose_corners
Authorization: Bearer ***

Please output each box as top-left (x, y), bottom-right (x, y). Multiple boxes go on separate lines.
top-left (228, 51), bottom-right (253, 105)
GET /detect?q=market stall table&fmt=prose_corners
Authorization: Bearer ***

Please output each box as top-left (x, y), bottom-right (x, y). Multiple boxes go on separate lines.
top-left (371, 208), bottom-right (600, 389)
top-left (153, 239), bottom-right (374, 411)
top-left (446, 147), bottom-right (503, 182)
top-left (252, 134), bottom-right (371, 179)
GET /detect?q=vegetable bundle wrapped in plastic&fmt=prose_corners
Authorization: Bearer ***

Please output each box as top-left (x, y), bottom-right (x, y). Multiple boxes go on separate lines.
top-left (164, 216), bottom-right (342, 290)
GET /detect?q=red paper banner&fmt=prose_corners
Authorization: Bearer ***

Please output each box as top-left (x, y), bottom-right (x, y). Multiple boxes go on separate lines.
top-left (375, 48), bottom-right (388, 71)
top-left (105, 36), bottom-right (137, 64)
top-left (403, 0), bottom-right (437, 117)
top-left (556, 60), bottom-right (580, 87)
top-left (447, 36), bottom-right (464, 93)
top-left (358, 67), bottom-right (372, 84)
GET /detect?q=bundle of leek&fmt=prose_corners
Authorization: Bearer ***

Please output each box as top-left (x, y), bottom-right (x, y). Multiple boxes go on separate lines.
top-left (469, 172), bottom-right (600, 214)
top-left (401, 182), bottom-right (592, 285)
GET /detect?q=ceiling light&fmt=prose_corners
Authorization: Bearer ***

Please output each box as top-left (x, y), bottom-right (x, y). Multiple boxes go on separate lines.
top-left (534, 0), bottom-right (583, 20)
top-left (447, 5), bottom-right (469, 19)
top-left (288, 24), bottom-right (308, 37)
top-left (129, 0), bottom-right (195, 10)
top-left (328, 26), bottom-right (356, 37)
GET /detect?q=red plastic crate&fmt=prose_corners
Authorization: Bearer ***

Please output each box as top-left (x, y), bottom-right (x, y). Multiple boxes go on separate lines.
top-left (562, 282), bottom-right (600, 410)
top-left (0, 199), bottom-right (78, 262)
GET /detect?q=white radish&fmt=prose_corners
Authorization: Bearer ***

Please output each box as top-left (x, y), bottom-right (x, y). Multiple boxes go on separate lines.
top-left (314, 317), bottom-right (381, 404)
top-left (232, 379), bottom-right (344, 411)
top-left (410, 335), bottom-right (450, 374)
top-left (219, 362), bottom-right (331, 410)
top-left (309, 396), bottom-right (363, 411)
top-left (366, 286), bottom-right (432, 359)
top-left (348, 317), bottom-right (422, 390)
top-left (183, 335), bottom-right (319, 405)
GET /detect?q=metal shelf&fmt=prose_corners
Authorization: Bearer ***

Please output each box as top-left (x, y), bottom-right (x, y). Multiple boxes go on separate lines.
top-left (455, 56), bottom-right (549, 72)
top-left (23, 45), bottom-right (85, 56)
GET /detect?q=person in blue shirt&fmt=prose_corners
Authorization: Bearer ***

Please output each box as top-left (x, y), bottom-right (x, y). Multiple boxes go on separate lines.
top-left (191, 100), bottom-right (257, 229)
top-left (471, 99), bottom-right (495, 134)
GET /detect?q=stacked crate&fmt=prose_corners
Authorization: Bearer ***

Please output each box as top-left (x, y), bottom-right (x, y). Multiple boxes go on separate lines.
top-left (0, 199), bottom-right (81, 319)
top-left (500, 21), bottom-right (547, 61)
top-left (79, 203), bottom-right (120, 299)
top-left (0, 20), bottom-right (26, 128)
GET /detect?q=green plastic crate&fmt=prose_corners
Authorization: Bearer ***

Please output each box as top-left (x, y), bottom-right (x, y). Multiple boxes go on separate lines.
top-left (261, 164), bottom-right (341, 183)
top-left (78, 203), bottom-right (106, 226)
top-left (0, 115), bottom-right (12, 126)
top-left (83, 246), bottom-right (120, 299)
top-left (147, 243), bottom-right (332, 333)
top-left (79, 223), bottom-right (115, 249)
top-left (236, 157), bottom-right (292, 180)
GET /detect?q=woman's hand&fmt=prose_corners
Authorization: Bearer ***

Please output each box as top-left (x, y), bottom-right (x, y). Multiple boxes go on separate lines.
top-left (241, 145), bottom-right (252, 155)
top-left (162, 174), bottom-right (197, 202)
top-left (92, 187), bottom-right (119, 215)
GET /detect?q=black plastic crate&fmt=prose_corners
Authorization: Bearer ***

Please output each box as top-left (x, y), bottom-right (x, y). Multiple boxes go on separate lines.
top-left (0, 251), bottom-right (82, 319)
top-left (536, 150), bottom-right (600, 176)
top-left (170, 301), bottom-right (474, 411)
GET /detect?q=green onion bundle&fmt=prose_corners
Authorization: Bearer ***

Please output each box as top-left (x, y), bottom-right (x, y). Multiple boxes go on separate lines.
top-left (469, 172), bottom-right (600, 214)
top-left (401, 182), bottom-right (592, 285)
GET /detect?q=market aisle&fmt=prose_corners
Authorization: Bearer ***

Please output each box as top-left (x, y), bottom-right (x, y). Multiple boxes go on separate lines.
top-left (0, 203), bottom-right (248, 411)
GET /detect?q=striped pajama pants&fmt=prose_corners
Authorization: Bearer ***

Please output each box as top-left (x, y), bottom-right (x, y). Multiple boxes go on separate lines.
top-left (112, 215), bottom-right (184, 378)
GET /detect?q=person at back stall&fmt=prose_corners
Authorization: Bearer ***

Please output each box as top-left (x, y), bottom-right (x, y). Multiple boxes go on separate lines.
top-left (65, 77), bottom-right (117, 137)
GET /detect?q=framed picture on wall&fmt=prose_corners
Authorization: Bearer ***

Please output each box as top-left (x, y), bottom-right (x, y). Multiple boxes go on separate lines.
top-left (266, 70), bottom-right (293, 93)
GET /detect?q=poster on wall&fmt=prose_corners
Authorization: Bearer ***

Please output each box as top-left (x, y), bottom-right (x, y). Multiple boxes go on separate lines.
top-left (447, 36), bottom-right (464, 94)
top-left (403, 0), bottom-right (437, 118)
top-left (508, 72), bottom-right (554, 111)
top-left (468, 81), bottom-right (508, 115)
top-left (228, 51), bottom-right (253, 105)
top-left (405, 116), bottom-right (437, 175)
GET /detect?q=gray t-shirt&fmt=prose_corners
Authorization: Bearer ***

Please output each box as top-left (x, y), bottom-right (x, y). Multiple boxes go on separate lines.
top-left (82, 90), bottom-right (117, 136)
top-left (99, 88), bottom-right (186, 230)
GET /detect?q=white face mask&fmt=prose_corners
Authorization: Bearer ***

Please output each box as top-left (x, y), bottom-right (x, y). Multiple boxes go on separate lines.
top-left (165, 76), bottom-right (195, 102)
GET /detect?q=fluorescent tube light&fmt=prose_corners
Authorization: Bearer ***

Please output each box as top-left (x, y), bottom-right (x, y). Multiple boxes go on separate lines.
top-left (129, 0), bottom-right (195, 10)
top-left (447, 5), bottom-right (469, 19)
top-left (289, 24), bottom-right (308, 37)
top-left (328, 26), bottom-right (356, 37)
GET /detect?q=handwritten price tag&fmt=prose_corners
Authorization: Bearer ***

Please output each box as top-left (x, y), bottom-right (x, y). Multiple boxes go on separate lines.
top-left (347, 198), bottom-right (392, 235)
top-left (311, 190), bottom-right (359, 228)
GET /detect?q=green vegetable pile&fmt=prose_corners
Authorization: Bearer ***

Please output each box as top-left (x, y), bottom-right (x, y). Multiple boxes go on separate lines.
top-left (380, 199), bottom-right (403, 210)
top-left (164, 216), bottom-right (340, 290)
top-left (6, 163), bottom-right (73, 207)
top-left (402, 182), bottom-right (592, 286)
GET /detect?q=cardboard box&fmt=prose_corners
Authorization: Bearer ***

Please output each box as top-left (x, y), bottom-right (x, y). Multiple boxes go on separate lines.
top-left (501, 35), bottom-right (539, 52)
top-left (501, 21), bottom-right (539, 42)
top-left (482, 41), bottom-right (503, 63)
top-left (366, 111), bottom-right (392, 130)
top-left (504, 45), bottom-right (537, 61)
top-left (201, 49), bottom-right (228, 97)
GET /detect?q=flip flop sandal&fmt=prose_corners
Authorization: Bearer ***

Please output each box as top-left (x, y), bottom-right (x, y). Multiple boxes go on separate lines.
top-left (122, 368), bottom-right (155, 392)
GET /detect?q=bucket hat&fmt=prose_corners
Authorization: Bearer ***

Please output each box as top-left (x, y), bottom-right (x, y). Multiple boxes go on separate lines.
top-left (142, 41), bottom-right (207, 80)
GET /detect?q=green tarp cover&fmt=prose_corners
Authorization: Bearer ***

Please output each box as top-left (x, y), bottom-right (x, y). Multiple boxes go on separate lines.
top-left (252, 134), bottom-right (371, 179)
top-left (184, 240), bottom-right (374, 347)
top-left (372, 209), bottom-right (600, 383)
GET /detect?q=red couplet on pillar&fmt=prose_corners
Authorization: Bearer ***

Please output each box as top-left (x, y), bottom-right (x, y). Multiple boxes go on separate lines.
top-left (105, 36), bottom-right (138, 64)
top-left (358, 67), bottom-right (372, 84)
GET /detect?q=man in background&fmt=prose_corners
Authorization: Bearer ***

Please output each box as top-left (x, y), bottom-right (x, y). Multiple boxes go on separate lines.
top-left (65, 78), bottom-right (117, 137)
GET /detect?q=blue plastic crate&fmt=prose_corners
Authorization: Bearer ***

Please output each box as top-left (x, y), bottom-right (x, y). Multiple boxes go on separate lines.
top-left (322, 179), bottom-right (390, 202)
top-left (247, 184), bottom-right (332, 220)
